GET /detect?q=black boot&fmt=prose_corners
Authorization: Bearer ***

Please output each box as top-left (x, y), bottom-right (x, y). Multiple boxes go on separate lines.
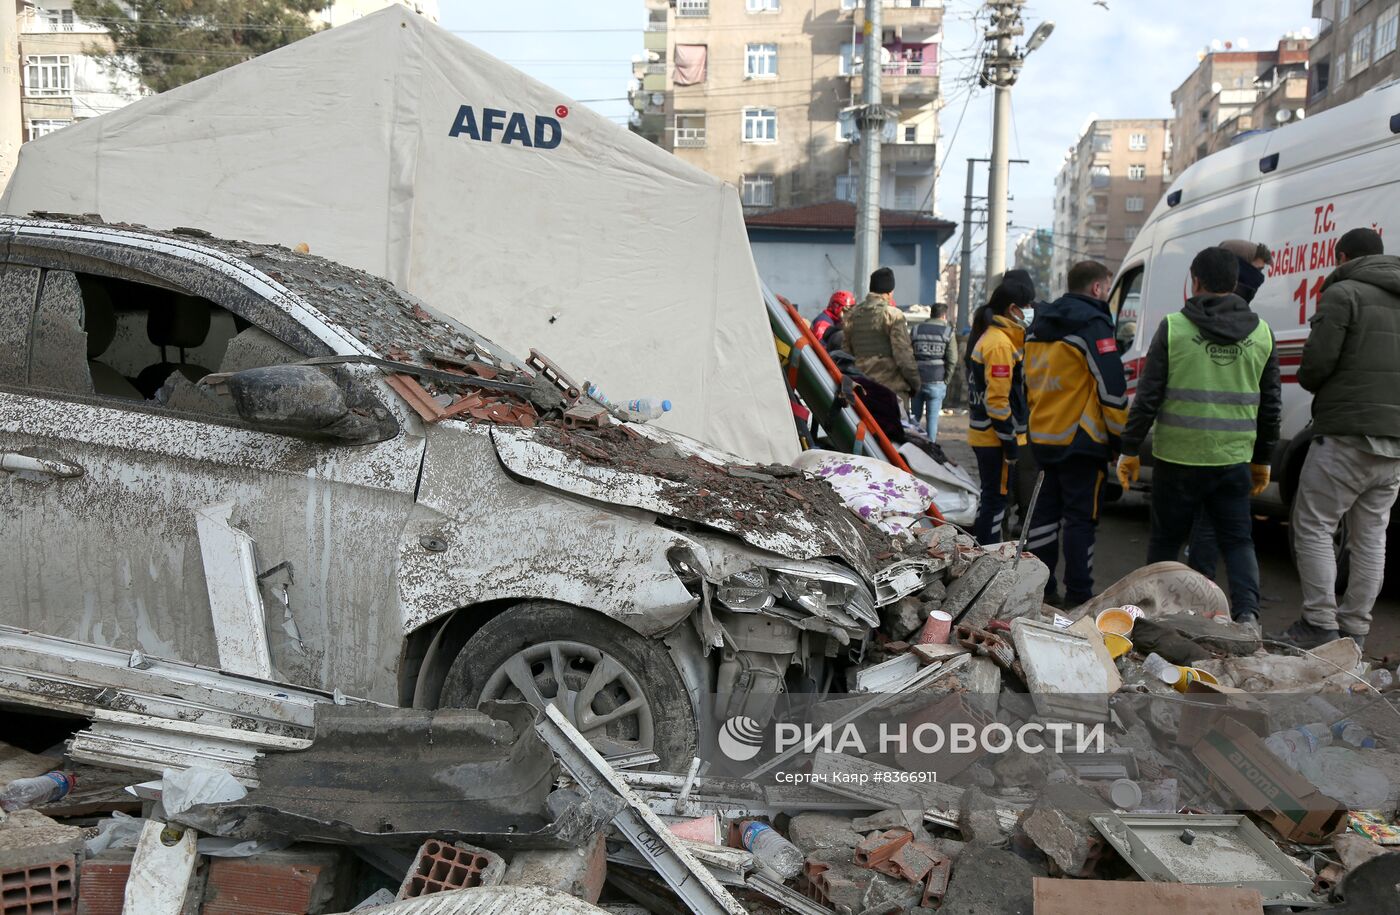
top-left (1274, 618), bottom-right (1341, 650)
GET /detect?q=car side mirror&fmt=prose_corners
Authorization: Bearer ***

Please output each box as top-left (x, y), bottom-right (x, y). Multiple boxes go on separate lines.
top-left (201, 365), bottom-right (393, 443)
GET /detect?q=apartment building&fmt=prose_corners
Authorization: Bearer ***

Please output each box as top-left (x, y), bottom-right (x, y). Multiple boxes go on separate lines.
top-left (13, 1), bottom-right (433, 147)
top-left (631, 0), bottom-right (943, 213)
top-left (1308, 0), bottom-right (1400, 114)
top-left (1049, 119), bottom-right (1171, 291)
top-left (1168, 36), bottom-right (1310, 177)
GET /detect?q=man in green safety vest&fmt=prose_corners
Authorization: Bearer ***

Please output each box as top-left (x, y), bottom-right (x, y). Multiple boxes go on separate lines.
top-left (1116, 247), bottom-right (1283, 629)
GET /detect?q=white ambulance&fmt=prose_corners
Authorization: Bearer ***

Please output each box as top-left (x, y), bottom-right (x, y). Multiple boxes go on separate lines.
top-left (1108, 81), bottom-right (1400, 532)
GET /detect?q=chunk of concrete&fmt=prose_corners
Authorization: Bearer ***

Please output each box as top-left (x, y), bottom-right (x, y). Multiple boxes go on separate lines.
top-left (503, 835), bottom-right (606, 904)
top-left (956, 787), bottom-right (1011, 845)
top-left (942, 554), bottom-right (1006, 622)
top-left (805, 851), bottom-right (924, 913)
top-left (938, 843), bottom-right (1039, 915)
top-left (919, 579), bottom-right (947, 605)
top-left (0, 809), bottom-right (82, 870)
top-left (881, 596), bottom-right (927, 641)
top-left (1019, 783), bottom-right (1111, 877)
top-left (786, 813), bottom-right (863, 856)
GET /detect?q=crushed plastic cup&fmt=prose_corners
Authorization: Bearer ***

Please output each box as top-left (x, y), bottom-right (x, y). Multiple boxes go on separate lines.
top-left (1103, 632), bottom-right (1133, 659)
top-left (1157, 665), bottom-right (1219, 693)
top-left (1096, 607), bottom-right (1135, 636)
top-left (1121, 604), bottom-right (1144, 621)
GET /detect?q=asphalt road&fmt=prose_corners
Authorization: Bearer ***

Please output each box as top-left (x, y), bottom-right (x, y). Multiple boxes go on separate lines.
top-left (932, 412), bottom-right (1400, 664)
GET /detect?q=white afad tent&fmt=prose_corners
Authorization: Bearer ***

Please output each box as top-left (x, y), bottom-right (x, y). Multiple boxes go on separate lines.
top-left (3, 6), bottom-right (798, 463)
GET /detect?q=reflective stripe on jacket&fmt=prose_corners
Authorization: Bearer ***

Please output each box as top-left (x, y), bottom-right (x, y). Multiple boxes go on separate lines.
top-left (1024, 294), bottom-right (1128, 464)
top-left (1152, 311), bottom-right (1273, 466)
top-left (968, 316), bottom-right (1027, 454)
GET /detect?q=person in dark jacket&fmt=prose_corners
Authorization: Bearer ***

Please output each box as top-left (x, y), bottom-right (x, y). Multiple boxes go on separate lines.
top-left (1186, 239), bottom-right (1274, 578)
top-left (910, 302), bottom-right (958, 442)
top-left (1117, 247), bottom-right (1282, 627)
top-left (1278, 228), bottom-right (1400, 649)
top-left (1024, 261), bottom-right (1128, 607)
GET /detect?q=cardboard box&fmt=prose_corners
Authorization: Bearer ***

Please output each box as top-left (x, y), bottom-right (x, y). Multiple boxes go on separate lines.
top-left (1175, 681), bottom-right (1269, 748)
top-left (1192, 717), bottom-right (1348, 844)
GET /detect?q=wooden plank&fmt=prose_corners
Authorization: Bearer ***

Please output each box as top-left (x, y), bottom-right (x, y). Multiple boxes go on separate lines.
top-left (1032, 878), bottom-right (1264, 915)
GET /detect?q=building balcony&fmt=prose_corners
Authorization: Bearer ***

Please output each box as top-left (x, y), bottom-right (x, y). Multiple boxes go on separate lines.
top-left (675, 0), bottom-right (708, 18)
top-left (644, 29), bottom-right (668, 52)
top-left (841, 1), bottom-right (944, 30)
top-left (850, 67), bottom-right (939, 104)
top-left (851, 141), bottom-right (936, 164)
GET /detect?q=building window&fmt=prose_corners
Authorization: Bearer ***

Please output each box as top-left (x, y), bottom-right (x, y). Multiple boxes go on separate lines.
top-left (1352, 24), bottom-right (1374, 74)
top-left (26, 119), bottom-right (72, 141)
top-left (42, 9), bottom-right (76, 31)
top-left (1126, 196), bottom-right (1145, 212)
top-left (1379, 5), bottom-right (1399, 60)
top-left (903, 124), bottom-right (918, 142)
top-left (674, 113), bottom-right (706, 148)
top-left (1341, 0), bottom-right (1352, 18)
top-left (676, 0), bottom-right (709, 17)
top-left (23, 54), bottom-right (72, 97)
top-left (745, 43), bottom-right (778, 79)
top-left (1312, 57), bottom-right (1332, 96)
top-left (742, 107), bottom-right (777, 142)
top-left (1337, 49), bottom-right (1348, 84)
top-left (1090, 165), bottom-right (1110, 188)
top-left (1198, 107), bottom-right (1210, 126)
top-left (741, 174), bottom-right (775, 207)
top-left (1124, 226), bottom-right (1141, 243)
top-left (746, 0), bottom-right (780, 10)
top-left (1093, 133), bottom-right (1112, 152)
top-left (1128, 132), bottom-right (1148, 150)
top-left (1128, 164), bottom-right (1147, 181)
top-left (836, 174), bottom-right (855, 202)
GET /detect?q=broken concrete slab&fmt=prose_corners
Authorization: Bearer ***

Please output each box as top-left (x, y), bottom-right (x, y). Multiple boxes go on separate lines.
top-left (942, 554), bottom-right (1006, 623)
top-left (959, 556), bottom-right (1050, 632)
top-left (786, 813), bottom-right (864, 855)
top-left (1019, 783), bottom-right (1112, 877)
top-left (503, 835), bottom-right (606, 904)
top-left (1153, 612), bottom-right (1262, 656)
top-left (1010, 618), bottom-right (1113, 723)
top-left (956, 787), bottom-right (1013, 845)
top-left (0, 809), bottom-right (82, 870)
top-left (880, 596), bottom-right (927, 641)
top-left (936, 843), bottom-right (1040, 915)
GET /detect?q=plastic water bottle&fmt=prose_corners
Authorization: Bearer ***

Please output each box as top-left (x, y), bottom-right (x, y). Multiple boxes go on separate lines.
top-left (0, 771), bottom-right (75, 812)
top-left (1305, 696), bottom-right (1377, 749)
top-left (1264, 723), bottom-right (1333, 768)
top-left (586, 384), bottom-right (611, 405)
top-left (739, 819), bottom-right (803, 880)
top-left (1368, 668), bottom-right (1394, 689)
top-left (621, 398), bottom-right (671, 420)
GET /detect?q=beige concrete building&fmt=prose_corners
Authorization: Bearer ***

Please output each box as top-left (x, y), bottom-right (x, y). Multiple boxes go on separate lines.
top-left (1168, 37), bottom-right (1310, 177)
top-left (1049, 118), bottom-right (1171, 291)
top-left (13, 1), bottom-right (433, 151)
top-left (631, 0), bottom-right (942, 213)
top-left (1308, 0), bottom-right (1400, 114)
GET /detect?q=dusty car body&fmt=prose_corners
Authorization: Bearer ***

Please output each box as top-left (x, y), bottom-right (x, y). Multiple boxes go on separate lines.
top-left (0, 216), bottom-right (907, 765)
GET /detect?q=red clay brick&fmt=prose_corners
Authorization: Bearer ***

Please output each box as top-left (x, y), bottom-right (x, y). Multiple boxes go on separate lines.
top-left (398, 840), bottom-right (504, 899)
top-left (202, 850), bottom-right (345, 915)
top-left (75, 859), bottom-right (129, 915)
top-left (1, 858), bottom-right (76, 915)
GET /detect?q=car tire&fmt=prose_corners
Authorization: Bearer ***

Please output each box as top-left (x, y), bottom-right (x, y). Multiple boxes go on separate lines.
top-left (439, 601), bottom-right (698, 769)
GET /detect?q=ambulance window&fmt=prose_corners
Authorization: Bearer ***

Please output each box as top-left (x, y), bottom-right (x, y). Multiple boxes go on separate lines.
top-left (1110, 265), bottom-right (1145, 351)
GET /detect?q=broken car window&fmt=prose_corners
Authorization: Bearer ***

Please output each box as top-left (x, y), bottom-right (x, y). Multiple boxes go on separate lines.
top-left (0, 266), bottom-right (40, 386)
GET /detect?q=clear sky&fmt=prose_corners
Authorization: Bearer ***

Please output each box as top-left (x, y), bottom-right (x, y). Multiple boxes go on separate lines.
top-left (442, 0), bottom-right (1319, 261)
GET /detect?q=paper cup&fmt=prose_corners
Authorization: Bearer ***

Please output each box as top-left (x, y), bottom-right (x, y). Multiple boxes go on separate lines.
top-left (1103, 633), bottom-right (1133, 659)
top-left (918, 610), bottom-right (953, 645)
top-left (1096, 607), bottom-right (1135, 636)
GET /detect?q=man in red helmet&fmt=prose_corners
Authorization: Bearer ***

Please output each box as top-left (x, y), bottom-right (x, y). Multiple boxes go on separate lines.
top-left (812, 290), bottom-right (855, 349)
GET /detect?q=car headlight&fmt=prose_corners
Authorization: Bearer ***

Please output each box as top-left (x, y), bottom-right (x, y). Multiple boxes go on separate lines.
top-left (714, 567), bottom-right (776, 611)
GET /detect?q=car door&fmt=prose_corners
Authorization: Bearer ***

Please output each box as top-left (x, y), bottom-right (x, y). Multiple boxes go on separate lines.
top-left (0, 242), bottom-right (424, 701)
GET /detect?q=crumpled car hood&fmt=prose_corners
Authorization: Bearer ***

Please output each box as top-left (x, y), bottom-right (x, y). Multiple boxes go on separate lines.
top-left (489, 423), bottom-right (882, 579)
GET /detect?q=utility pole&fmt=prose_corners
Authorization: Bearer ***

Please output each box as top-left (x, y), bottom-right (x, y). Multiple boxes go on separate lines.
top-left (981, 2), bottom-right (1053, 286)
top-left (960, 156), bottom-right (1030, 330)
top-left (958, 158), bottom-right (978, 331)
top-left (852, 0), bottom-right (889, 297)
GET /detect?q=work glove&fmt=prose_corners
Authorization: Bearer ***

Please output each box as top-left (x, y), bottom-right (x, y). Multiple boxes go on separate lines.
top-left (1250, 463), bottom-right (1270, 496)
top-left (1116, 455), bottom-right (1141, 492)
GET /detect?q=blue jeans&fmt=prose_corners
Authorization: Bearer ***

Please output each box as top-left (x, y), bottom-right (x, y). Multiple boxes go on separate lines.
top-left (1147, 461), bottom-right (1260, 619)
top-left (911, 381), bottom-right (947, 442)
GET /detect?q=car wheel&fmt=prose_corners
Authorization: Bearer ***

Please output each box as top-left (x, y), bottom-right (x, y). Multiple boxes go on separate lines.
top-left (439, 601), bottom-right (698, 768)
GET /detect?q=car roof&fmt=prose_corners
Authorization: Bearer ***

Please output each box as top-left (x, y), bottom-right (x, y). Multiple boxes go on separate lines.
top-left (2, 214), bottom-right (523, 372)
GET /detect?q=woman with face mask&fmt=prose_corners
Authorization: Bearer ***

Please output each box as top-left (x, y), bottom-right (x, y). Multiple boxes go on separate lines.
top-left (966, 270), bottom-right (1035, 543)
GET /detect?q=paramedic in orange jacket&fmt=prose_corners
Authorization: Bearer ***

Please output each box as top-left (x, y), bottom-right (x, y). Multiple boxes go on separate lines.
top-left (967, 271), bottom-right (1034, 544)
top-left (1024, 261), bottom-right (1129, 607)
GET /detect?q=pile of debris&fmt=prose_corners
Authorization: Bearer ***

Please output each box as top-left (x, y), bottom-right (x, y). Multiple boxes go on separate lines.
top-left (3, 528), bottom-right (1399, 913)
